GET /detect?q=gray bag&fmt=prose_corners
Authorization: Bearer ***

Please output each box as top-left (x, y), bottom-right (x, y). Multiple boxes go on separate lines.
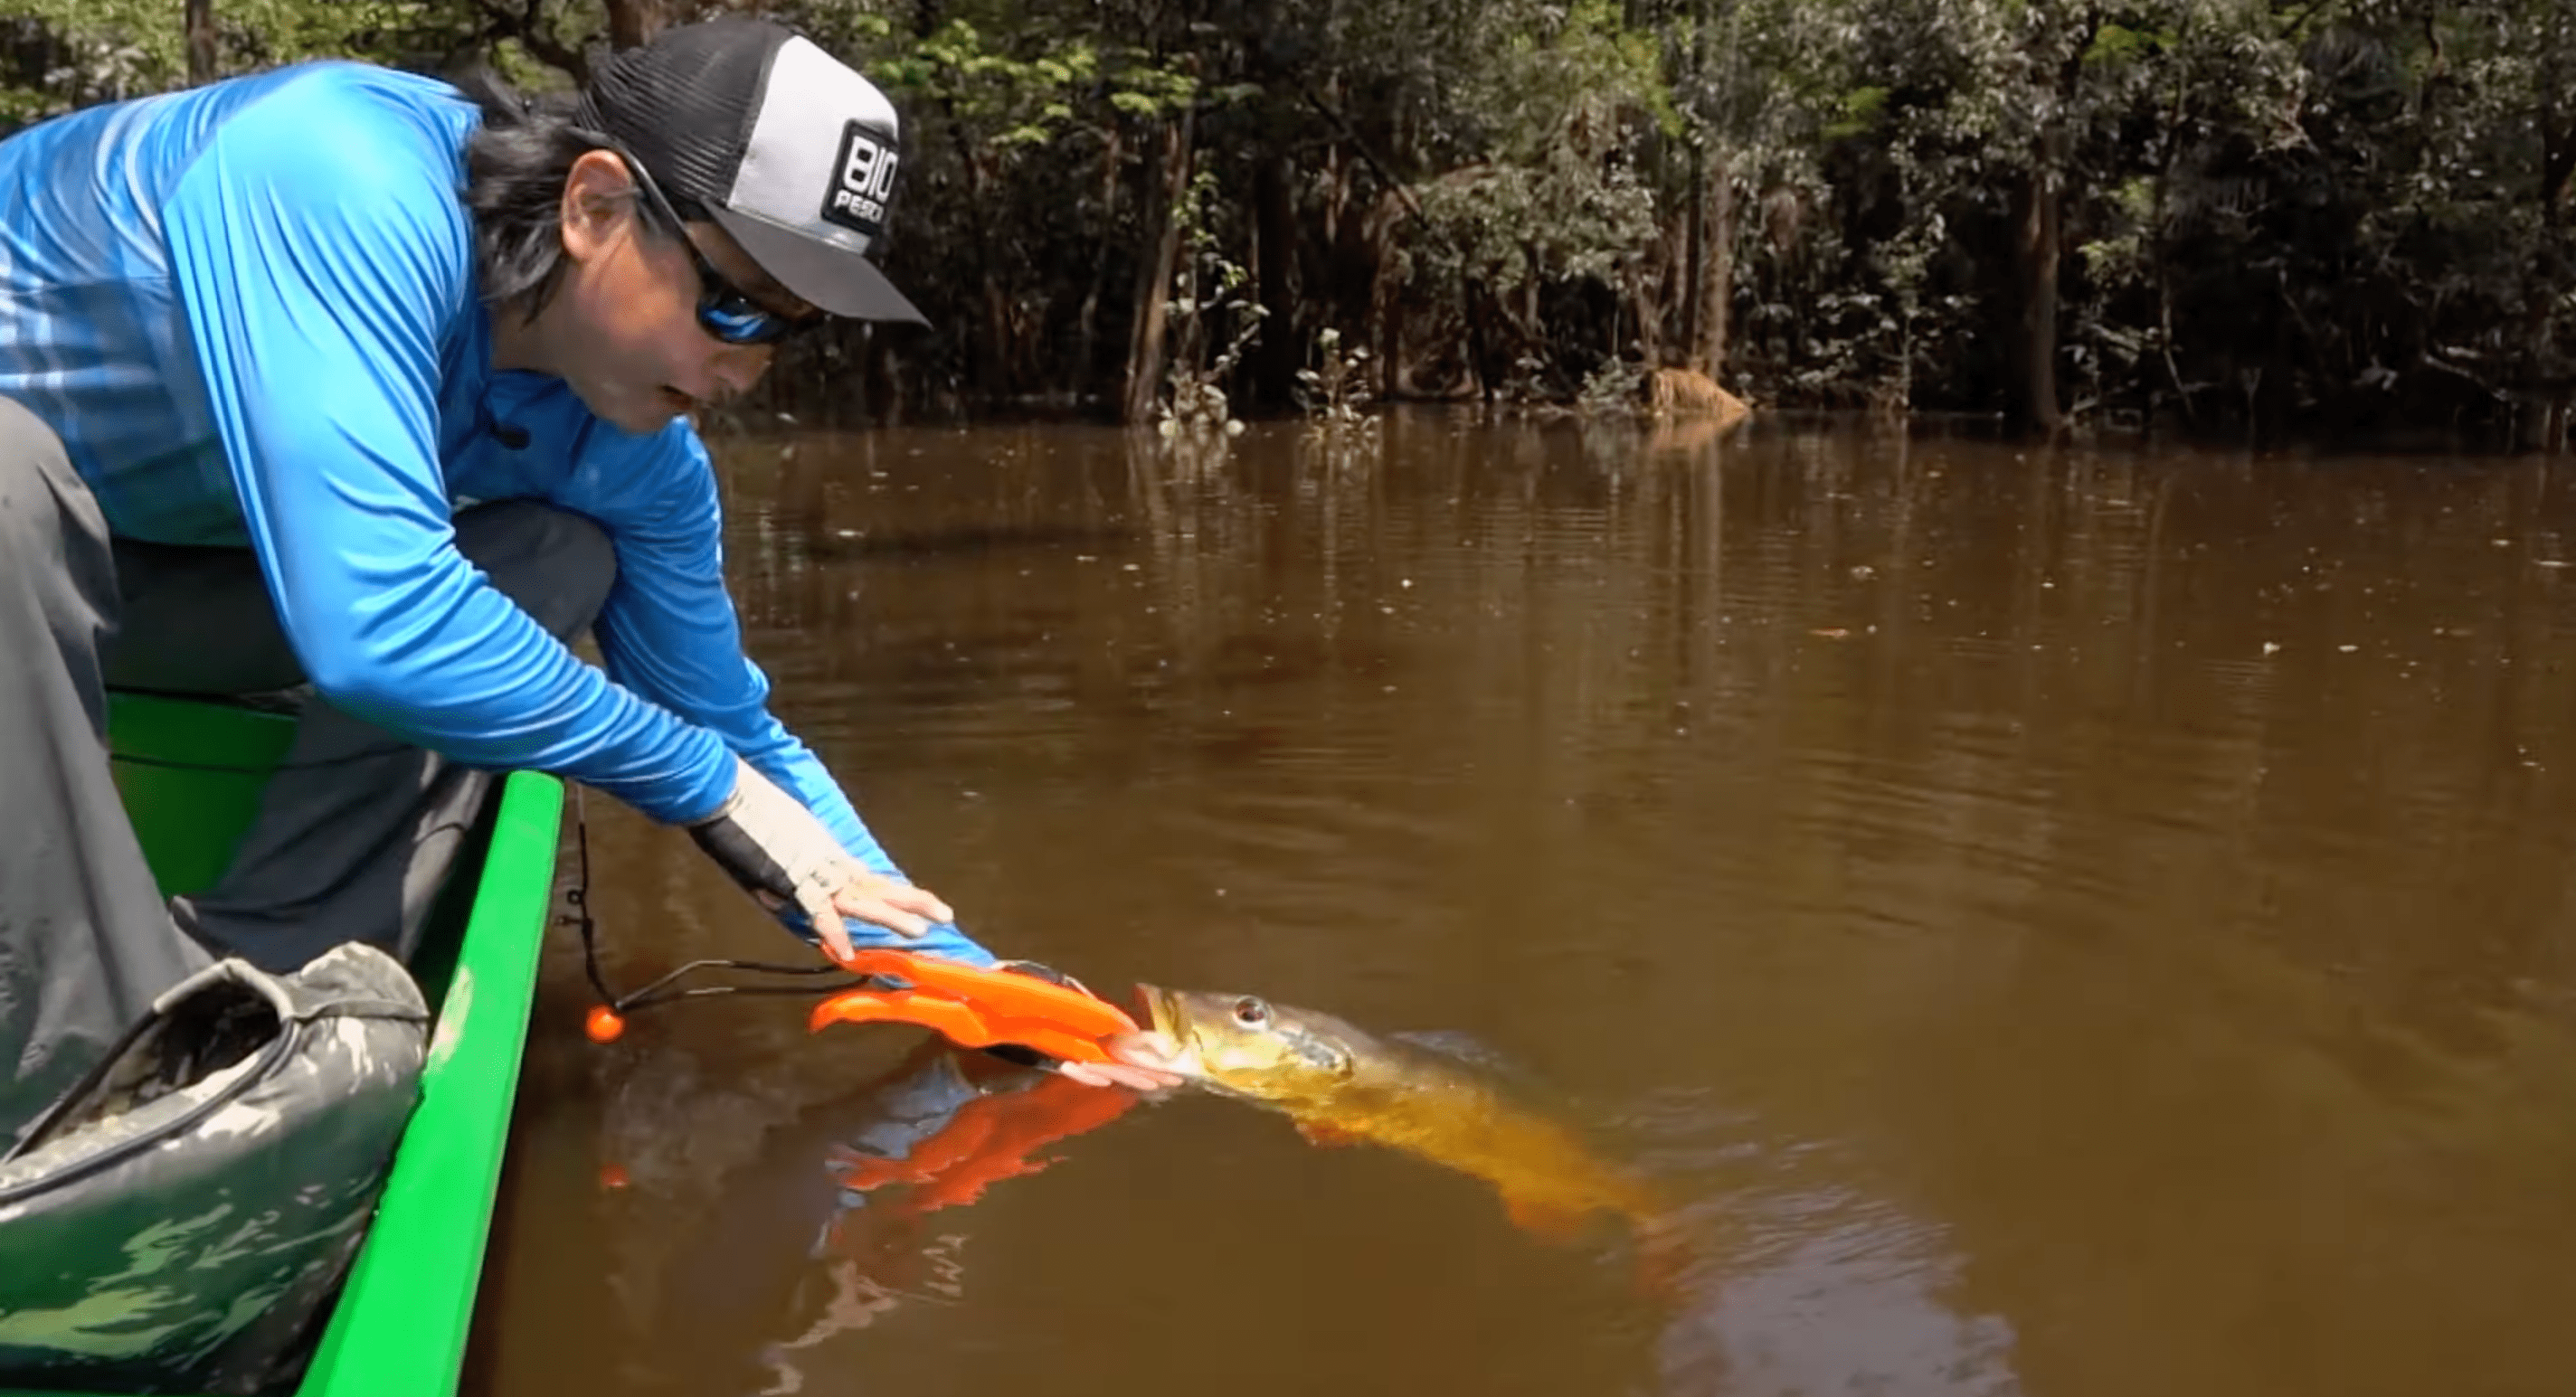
top-left (0, 942), bottom-right (429, 1393)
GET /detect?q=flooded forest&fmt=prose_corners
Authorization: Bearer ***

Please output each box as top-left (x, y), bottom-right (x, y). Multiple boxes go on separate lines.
top-left (8, 0), bottom-right (2574, 447)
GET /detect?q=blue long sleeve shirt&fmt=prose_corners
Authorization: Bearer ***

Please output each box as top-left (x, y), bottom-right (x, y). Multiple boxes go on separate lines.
top-left (0, 61), bottom-right (990, 964)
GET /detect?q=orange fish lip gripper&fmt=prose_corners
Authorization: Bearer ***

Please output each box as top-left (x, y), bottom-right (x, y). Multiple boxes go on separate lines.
top-left (806, 949), bottom-right (1141, 1064)
top-left (561, 792), bottom-right (1136, 1059)
top-left (580, 945), bottom-right (1140, 1063)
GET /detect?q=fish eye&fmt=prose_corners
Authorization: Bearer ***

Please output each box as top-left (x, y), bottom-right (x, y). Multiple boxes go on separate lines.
top-left (1231, 996), bottom-right (1272, 1029)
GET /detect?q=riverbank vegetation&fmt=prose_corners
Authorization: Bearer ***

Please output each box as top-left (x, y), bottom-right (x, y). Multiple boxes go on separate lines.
top-left (6, 0), bottom-right (2571, 445)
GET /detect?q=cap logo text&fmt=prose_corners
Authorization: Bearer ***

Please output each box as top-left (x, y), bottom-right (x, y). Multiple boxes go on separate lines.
top-left (823, 121), bottom-right (898, 240)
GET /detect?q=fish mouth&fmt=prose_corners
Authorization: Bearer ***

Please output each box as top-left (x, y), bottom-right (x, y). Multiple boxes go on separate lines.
top-left (1131, 984), bottom-right (1200, 1075)
top-left (1138, 984), bottom-right (1195, 1042)
top-left (1133, 983), bottom-right (1169, 1034)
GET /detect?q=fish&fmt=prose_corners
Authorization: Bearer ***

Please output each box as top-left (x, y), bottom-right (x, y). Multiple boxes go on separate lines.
top-left (1136, 985), bottom-right (1669, 1245)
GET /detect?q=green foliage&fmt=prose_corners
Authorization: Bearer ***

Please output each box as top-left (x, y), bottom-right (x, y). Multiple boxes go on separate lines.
top-left (1297, 326), bottom-right (1378, 433)
top-left (1158, 173), bottom-right (1266, 444)
top-left (5, 0), bottom-right (2573, 439)
top-left (0, 0), bottom-right (479, 129)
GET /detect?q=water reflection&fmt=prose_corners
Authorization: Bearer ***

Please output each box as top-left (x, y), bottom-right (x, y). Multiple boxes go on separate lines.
top-left (475, 415), bottom-right (2576, 1397)
top-left (1665, 1189), bottom-right (2021, 1397)
top-left (580, 1042), bottom-right (1137, 1397)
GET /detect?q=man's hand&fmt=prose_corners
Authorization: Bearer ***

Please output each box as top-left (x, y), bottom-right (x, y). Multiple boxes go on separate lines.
top-left (1056, 1031), bottom-right (1187, 1091)
top-left (819, 869), bottom-right (953, 961)
top-left (688, 758), bottom-right (954, 959)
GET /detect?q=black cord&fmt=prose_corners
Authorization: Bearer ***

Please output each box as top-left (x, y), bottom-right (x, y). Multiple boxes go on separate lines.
top-left (564, 788), bottom-right (876, 1020)
top-left (561, 794), bottom-right (1063, 1070)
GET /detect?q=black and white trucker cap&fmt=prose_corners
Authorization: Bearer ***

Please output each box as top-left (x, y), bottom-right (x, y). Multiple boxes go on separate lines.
top-left (582, 17), bottom-right (927, 325)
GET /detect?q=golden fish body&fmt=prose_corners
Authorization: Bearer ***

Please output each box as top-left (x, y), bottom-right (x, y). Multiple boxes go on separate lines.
top-left (1139, 986), bottom-right (1662, 1237)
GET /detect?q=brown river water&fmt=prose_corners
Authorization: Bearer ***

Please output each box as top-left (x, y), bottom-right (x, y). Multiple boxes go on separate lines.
top-left (465, 414), bottom-right (2576, 1397)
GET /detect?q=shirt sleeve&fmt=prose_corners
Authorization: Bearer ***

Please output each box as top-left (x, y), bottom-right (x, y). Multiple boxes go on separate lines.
top-left (156, 71), bottom-right (735, 825)
top-left (578, 424), bottom-right (997, 966)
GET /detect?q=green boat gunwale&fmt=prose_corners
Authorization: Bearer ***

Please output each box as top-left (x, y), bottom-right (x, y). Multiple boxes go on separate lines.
top-left (0, 692), bottom-right (564, 1397)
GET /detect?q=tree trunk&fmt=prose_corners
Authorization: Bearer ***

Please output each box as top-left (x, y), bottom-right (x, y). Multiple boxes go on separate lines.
top-left (2012, 9), bottom-right (2098, 438)
top-left (961, 143), bottom-right (1011, 401)
top-left (2529, 13), bottom-right (2575, 448)
top-left (2013, 143), bottom-right (2066, 436)
top-left (981, 277), bottom-right (1013, 402)
top-left (1365, 186), bottom-right (1406, 401)
top-left (1631, 241), bottom-right (1664, 368)
top-left (1680, 156), bottom-right (1703, 363)
top-left (184, 0), bottom-right (215, 84)
top-left (1075, 127), bottom-right (1123, 404)
top-left (1122, 110), bottom-right (1196, 425)
top-left (2547, 117), bottom-right (2575, 231)
top-left (1678, 0), bottom-right (1710, 365)
top-left (1692, 148), bottom-right (1733, 379)
top-left (606, 0), bottom-right (662, 50)
top-left (1464, 276), bottom-right (1494, 401)
top-left (1238, 0), bottom-right (1299, 411)
top-left (1249, 152), bottom-right (1300, 409)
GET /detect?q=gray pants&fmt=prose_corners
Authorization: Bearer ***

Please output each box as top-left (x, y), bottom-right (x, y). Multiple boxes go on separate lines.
top-left (0, 397), bottom-right (614, 1147)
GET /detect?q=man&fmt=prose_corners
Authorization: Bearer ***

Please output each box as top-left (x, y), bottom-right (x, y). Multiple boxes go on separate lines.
top-left (0, 16), bottom-right (1175, 1141)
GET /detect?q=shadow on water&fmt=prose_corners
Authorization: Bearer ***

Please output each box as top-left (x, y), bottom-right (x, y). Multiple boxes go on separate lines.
top-left (472, 412), bottom-right (2576, 1397)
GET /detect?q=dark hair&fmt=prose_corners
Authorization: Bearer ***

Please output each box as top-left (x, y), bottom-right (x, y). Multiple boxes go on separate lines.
top-left (456, 67), bottom-right (623, 322)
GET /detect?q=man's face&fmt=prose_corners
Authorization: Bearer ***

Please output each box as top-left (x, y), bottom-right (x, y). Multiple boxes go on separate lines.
top-left (547, 152), bottom-right (819, 435)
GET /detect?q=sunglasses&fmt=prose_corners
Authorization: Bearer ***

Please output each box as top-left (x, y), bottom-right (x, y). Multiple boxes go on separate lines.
top-left (619, 154), bottom-right (820, 347)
